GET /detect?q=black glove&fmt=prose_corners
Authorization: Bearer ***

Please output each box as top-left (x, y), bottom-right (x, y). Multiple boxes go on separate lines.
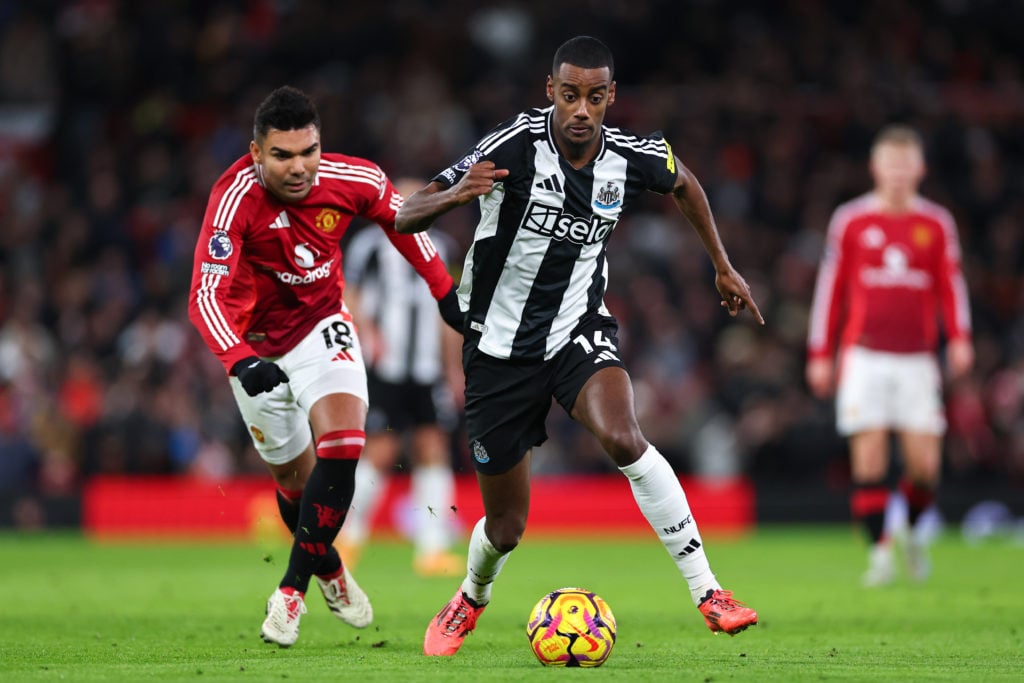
top-left (231, 356), bottom-right (289, 396)
top-left (437, 283), bottom-right (465, 333)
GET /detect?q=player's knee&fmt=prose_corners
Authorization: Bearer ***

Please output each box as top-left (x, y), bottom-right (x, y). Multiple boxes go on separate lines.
top-left (598, 426), bottom-right (646, 464)
top-left (271, 470), bottom-right (302, 490)
top-left (491, 533), bottom-right (522, 554)
top-left (486, 517), bottom-right (526, 553)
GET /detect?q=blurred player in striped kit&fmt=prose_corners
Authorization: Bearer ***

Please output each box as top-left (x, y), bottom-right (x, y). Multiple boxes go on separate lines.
top-left (339, 178), bottom-right (465, 577)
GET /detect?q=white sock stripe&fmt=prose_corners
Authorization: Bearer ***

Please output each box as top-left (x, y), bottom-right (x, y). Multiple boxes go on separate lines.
top-left (318, 436), bottom-right (366, 448)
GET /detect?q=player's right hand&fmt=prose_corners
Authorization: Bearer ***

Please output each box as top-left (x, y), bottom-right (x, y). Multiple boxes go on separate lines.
top-left (805, 357), bottom-right (834, 399)
top-left (231, 356), bottom-right (289, 396)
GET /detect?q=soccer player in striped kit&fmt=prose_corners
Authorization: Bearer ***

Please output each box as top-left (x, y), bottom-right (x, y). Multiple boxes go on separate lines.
top-left (188, 86), bottom-right (463, 647)
top-left (807, 125), bottom-right (974, 586)
top-left (397, 36), bottom-right (763, 656)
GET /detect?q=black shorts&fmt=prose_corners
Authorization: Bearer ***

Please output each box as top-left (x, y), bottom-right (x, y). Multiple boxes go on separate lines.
top-left (365, 371), bottom-right (452, 434)
top-left (463, 314), bottom-right (626, 475)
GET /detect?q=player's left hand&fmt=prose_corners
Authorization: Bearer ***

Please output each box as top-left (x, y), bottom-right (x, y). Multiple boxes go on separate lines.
top-left (437, 283), bottom-right (465, 333)
top-left (451, 161), bottom-right (509, 205)
top-left (716, 268), bottom-right (764, 325)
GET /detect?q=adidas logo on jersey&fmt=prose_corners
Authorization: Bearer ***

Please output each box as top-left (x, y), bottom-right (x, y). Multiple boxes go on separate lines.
top-left (534, 174), bottom-right (563, 193)
top-left (269, 211), bottom-right (291, 229)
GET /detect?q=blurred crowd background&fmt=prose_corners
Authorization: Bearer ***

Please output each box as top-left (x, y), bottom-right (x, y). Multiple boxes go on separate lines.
top-left (1, 0), bottom-right (1022, 525)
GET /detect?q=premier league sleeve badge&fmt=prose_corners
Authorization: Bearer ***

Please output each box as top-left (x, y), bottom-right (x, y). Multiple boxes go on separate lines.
top-left (208, 230), bottom-right (234, 260)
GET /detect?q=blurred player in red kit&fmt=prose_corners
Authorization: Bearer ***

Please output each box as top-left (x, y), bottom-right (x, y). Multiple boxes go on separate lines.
top-left (188, 86), bottom-right (463, 646)
top-left (807, 125), bottom-right (974, 586)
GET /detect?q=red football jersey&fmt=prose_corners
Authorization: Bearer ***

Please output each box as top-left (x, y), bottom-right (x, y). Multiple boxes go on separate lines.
top-left (188, 153), bottom-right (453, 373)
top-left (808, 192), bottom-right (971, 358)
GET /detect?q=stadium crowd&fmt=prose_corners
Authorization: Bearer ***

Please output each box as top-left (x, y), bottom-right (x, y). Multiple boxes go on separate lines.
top-left (1, 1), bottom-right (1022, 515)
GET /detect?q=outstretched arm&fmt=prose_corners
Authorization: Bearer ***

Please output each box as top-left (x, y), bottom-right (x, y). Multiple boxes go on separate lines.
top-left (395, 161), bottom-right (509, 234)
top-left (671, 159), bottom-right (765, 325)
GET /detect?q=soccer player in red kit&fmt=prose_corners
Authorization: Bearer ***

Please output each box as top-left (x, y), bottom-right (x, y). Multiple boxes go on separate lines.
top-left (188, 86), bottom-right (462, 646)
top-left (807, 125), bottom-right (974, 586)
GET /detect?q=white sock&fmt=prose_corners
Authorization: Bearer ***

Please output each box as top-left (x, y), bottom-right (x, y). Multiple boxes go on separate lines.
top-left (342, 457), bottom-right (387, 544)
top-left (460, 517), bottom-right (510, 605)
top-left (412, 463), bottom-right (455, 556)
top-left (619, 445), bottom-right (719, 605)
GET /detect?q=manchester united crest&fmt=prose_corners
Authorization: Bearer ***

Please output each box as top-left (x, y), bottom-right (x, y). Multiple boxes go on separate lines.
top-left (250, 425), bottom-right (266, 443)
top-left (315, 208), bottom-right (341, 233)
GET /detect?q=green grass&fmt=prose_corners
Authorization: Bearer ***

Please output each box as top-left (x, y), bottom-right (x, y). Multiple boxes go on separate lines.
top-left (1, 527), bottom-right (1021, 682)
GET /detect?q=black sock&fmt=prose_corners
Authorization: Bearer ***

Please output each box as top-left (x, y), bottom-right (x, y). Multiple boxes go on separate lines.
top-left (899, 479), bottom-right (936, 528)
top-left (851, 483), bottom-right (888, 545)
top-left (279, 459), bottom-right (355, 592)
top-left (275, 489), bottom-right (300, 534)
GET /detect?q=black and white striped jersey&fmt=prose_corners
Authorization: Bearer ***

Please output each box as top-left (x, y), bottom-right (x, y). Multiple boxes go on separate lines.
top-left (344, 226), bottom-right (454, 384)
top-left (433, 106), bottom-right (678, 361)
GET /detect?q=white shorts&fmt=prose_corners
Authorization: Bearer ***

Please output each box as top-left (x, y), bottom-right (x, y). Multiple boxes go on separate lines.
top-left (230, 313), bottom-right (368, 465)
top-left (835, 346), bottom-right (945, 436)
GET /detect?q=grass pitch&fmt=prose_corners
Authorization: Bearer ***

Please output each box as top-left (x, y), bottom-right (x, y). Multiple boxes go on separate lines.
top-left (1, 526), bottom-right (1021, 682)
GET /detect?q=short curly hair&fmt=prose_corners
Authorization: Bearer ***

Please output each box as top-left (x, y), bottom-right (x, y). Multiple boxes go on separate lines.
top-left (253, 86), bottom-right (321, 141)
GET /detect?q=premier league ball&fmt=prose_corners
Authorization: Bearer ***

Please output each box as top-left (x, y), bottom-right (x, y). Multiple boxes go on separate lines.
top-left (526, 587), bottom-right (616, 667)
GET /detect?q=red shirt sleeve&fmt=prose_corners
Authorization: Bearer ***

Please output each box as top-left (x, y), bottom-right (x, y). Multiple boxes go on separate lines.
top-left (187, 164), bottom-right (261, 374)
top-left (935, 209), bottom-right (972, 342)
top-left (807, 205), bottom-right (850, 360)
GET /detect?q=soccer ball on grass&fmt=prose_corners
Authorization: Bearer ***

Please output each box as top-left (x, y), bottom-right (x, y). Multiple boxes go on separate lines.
top-left (526, 587), bottom-right (616, 667)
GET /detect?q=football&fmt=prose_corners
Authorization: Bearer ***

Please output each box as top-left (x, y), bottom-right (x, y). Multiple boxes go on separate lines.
top-left (526, 587), bottom-right (616, 667)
